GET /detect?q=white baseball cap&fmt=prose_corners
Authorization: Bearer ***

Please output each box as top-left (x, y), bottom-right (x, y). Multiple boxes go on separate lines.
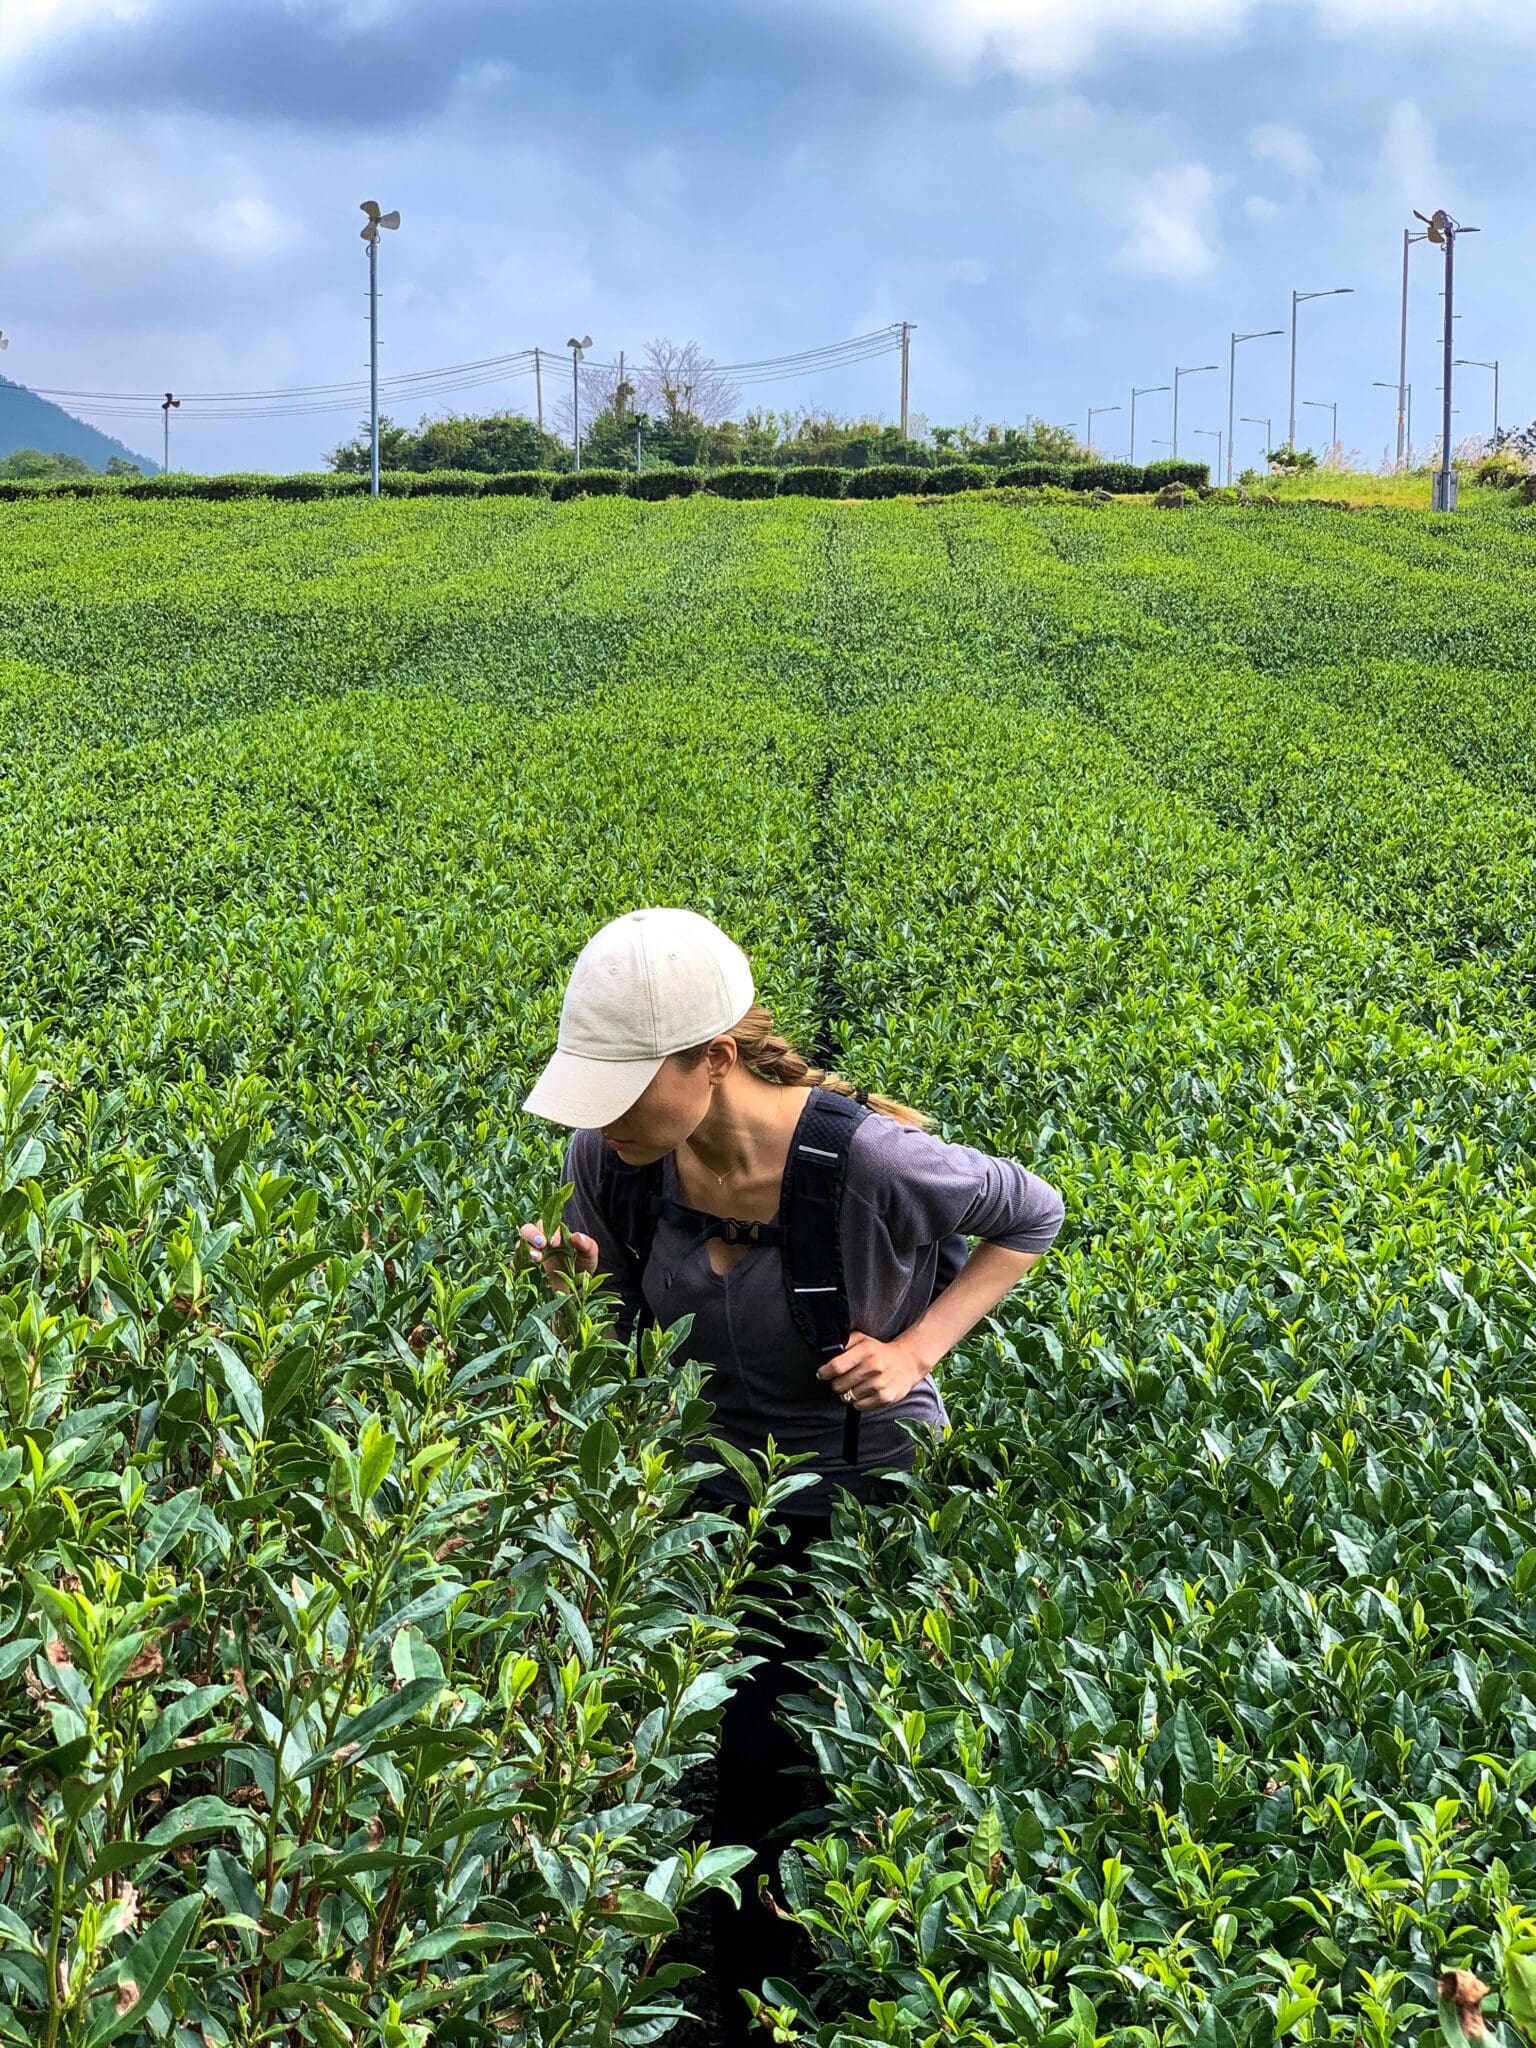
top-left (521, 907), bottom-right (757, 1129)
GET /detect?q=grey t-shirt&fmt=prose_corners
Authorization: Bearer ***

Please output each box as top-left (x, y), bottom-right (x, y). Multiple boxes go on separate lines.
top-left (560, 1094), bottom-right (1065, 1516)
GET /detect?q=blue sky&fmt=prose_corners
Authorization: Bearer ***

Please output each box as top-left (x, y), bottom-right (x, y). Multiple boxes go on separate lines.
top-left (3, 0), bottom-right (1531, 474)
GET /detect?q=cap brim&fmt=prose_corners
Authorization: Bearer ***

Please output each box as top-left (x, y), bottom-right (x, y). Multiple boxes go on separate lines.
top-left (521, 1049), bottom-right (667, 1129)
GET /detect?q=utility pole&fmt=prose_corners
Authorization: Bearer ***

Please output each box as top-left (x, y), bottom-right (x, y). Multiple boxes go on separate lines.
top-left (1416, 208), bottom-right (1479, 510)
top-left (898, 320), bottom-right (911, 440)
top-left (567, 336), bottom-right (592, 470)
top-left (534, 346), bottom-right (543, 432)
top-left (161, 392), bottom-right (180, 473)
top-left (359, 200), bottom-right (401, 498)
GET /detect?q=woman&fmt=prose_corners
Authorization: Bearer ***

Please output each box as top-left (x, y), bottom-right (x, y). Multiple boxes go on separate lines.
top-left (520, 906), bottom-right (1064, 2042)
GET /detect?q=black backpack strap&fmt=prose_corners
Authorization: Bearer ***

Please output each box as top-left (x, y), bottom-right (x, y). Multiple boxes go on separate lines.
top-left (781, 1085), bottom-right (870, 1465)
top-left (600, 1153), bottom-right (664, 1346)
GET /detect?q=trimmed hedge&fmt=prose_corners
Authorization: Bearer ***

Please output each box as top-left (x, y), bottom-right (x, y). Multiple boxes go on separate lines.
top-left (705, 467), bottom-right (780, 500)
top-left (266, 473), bottom-right (366, 501)
top-left (996, 463), bottom-right (1073, 489)
top-left (843, 464), bottom-right (930, 499)
top-left (549, 468), bottom-right (628, 501)
top-left (1142, 458), bottom-right (1210, 489)
top-left (1069, 461), bottom-right (1143, 492)
top-left (626, 468), bottom-right (702, 501)
top-left (776, 465), bottom-right (848, 498)
top-left (483, 470), bottom-right (558, 497)
top-left (924, 463), bottom-right (990, 494)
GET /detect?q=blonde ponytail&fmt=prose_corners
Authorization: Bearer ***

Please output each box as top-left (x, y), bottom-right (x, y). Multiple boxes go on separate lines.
top-left (675, 1002), bottom-right (931, 1129)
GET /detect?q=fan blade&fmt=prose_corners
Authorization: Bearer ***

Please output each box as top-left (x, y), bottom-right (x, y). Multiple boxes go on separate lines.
top-left (380, 210), bottom-right (400, 230)
top-left (361, 199), bottom-right (381, 220)
top-left (360, 223), bottom-right (376, 241)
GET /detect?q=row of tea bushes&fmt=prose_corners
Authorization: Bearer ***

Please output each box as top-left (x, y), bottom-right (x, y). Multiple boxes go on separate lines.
top-left (0, 457), bottom-right (1211, 504)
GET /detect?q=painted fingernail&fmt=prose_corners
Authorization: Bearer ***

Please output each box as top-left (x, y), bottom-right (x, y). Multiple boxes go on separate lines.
top-left (534, 1234), bottom-right (545, 1246)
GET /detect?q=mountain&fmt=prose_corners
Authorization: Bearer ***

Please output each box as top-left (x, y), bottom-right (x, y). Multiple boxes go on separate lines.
top-left (0, 376), bottom-right (159, 473)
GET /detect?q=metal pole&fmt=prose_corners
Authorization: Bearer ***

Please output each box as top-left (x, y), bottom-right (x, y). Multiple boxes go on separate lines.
top-left (1495, 360), bottom-right (1500, 442)
top-left (1288, 288), bottom-right (1298, 449)
top-left (1172, 374), bottom-right (1179, 461)
top-left (534, 347), bottom-right (543, 432)
top-left (899, 321), bottom-right (910, 440)
top-left (1439, 227), bottom-right (1455, 508)
top-left (1226, 333), bottom-right (1236, 485)
top-left (1130, 388), bottom-right (1137, 465)
top-left (369, 232), bottom-right (379, 499)
top-left (573, 347), bottom-right (581, 471)
top-left (1397, 228), bottom-right (1410, 469)
top-left (636, 422), bottom-right (642, 472)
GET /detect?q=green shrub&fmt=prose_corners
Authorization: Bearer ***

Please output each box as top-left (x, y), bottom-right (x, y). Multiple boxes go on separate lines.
top-left (120, 473), bottom-right (270, 501)
top-left (405, 470), bottom-right (486, 497)
top-left (705, 467), bottom-right (780, 500)
top-left (843, 464), bottom-right (930, 499)
top-left (997, 462), bottom-right (1072, 488)
top-left (923, 463), bottom-right (990, 494)
top-left (1067, 461), bottom-right (1143, 492)
top-left (482, 470), bottom-right (558, 496)
top-left (1142, 457), bottom-right (1210, 490)
top-left (776, 465), bottom-right (848, 498)
top-left (550, 468), bottom-right (628, 501)
top-left (1475, 453), bottom-right (1527, 489)
top-left (626, 467), bottom-right (702, 501)
top-left (266, 473), bottom-right (364, 501)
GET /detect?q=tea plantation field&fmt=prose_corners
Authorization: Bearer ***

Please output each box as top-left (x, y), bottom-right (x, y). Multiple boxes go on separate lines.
top-left (3, 491), bottom-right (1536, 2048)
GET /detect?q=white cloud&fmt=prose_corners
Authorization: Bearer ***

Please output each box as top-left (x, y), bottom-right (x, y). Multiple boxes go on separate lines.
top-left (0, 0), bottom-right (149, 57)
top-left (1375, 98), bottom-right (1442, 205)
top-left (1244, 193), bottom-right (1282, 220)
top-left (1116, 163), bottom-right (1220, 281)
top-left (1249, 122), bottom-right (1320, 181)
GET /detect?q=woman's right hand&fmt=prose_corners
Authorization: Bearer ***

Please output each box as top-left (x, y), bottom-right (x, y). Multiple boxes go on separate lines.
top-left (518, 1221), bottom-right (600, 1297)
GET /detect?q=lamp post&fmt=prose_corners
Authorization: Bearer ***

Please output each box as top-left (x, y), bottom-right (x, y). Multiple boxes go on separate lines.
top-left (1194, 426), bottom-right (1222, 481)
top-left (1240, 417), bottom-right (1272, 471)
top-left (1288, 286), bottom-right (1352, 451)
top-left (1396, 227), bottom-right (1429, 468)
top-left (1086, 403), bottom-right (1121, 454)
top-left (161, 392), bottom-right (180, 474)
top-left (359, 200), bottom-right (401, 499)
top-left (1226, 328), bottom-right (1284, 484)
top-left (1454, 357), bottom-right (1500, 444)
top-left (566, 336), bottom-right (592, 470)
top-left (1374, 381), bottom-right (1413, 465)
top-left (1172, 362), bottom-right (1217, 460)
top-left (1414, 208), bottom-right (1479, 510)
top-left (1130, 384), bottom-right (1169, 466)
top-left (1302, 398), bottom-right (1337, 461)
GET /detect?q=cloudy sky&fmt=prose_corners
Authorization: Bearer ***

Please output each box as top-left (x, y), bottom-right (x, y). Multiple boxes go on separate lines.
top-left (4, 0), bottom-right (1531, 473)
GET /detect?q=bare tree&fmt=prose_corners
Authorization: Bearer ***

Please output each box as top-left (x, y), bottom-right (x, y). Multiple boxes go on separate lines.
top-left (633, 339), bottom-right (739, 425)
top-left (549, 358), bottom-right (626, 444)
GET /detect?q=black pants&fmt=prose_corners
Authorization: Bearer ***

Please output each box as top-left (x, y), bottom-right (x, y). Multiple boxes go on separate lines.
top-left (706, 1505), bottom-right (835, 2044)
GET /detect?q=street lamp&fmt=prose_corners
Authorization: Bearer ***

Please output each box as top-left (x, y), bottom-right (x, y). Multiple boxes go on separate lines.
top-left (359, 199), bottom-right (401, 499)
top-left (1395, 227), bottom-right (1430, 468)
top-left (1302, 398), bottom-right (1337, 460)
top-left (1374, 381), bottom-right (1413, 464)
top-left (1172, 362), bottom-right (1217, 460)
top-left (1240, 416), bottom-right (1272, 471)
top-left (567, 336), bottom-right (592, 470)
top-left (1414, 207), bottom-right (1479, 509)
top-left (1226, 328), bottom-right (1284, 484)
top-left (1086, 403), bottom-right (1121, 455)
top-left (1454, 357), bottom-right (1500, 444)
top-left (161, 392), bottom-right (180, 474)
top-left (1130, 384), bottom-right (1169, 466)
top-left (1194, 426), bottom-right (1222, 482)
top-left (1288, 286), bottom-right (1352, 450)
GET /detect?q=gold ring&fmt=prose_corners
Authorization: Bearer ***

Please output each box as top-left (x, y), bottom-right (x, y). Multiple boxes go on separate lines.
top-left (841, 1391), bottom-right (854, 1404)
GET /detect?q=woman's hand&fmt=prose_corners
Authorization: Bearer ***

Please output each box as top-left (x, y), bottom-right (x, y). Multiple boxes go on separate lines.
top-left (816, 1330), bottom-right (931, 1411)
top-left (518, 1222), bottom-right (600, 1298)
